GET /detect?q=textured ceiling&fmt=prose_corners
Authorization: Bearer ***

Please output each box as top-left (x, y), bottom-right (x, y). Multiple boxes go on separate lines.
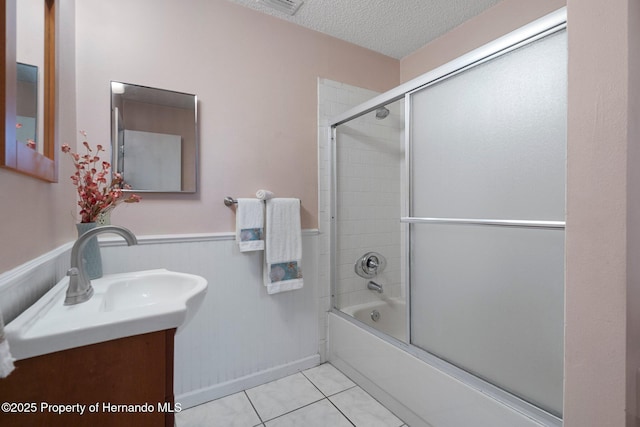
top-left (225, 0), bottom-right (503, 59)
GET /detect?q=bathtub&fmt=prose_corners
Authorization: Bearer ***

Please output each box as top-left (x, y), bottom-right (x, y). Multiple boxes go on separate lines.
top-left (341, 298), bottom-right (406, 342)
top-left (328, 312), bottom-right (552, 427)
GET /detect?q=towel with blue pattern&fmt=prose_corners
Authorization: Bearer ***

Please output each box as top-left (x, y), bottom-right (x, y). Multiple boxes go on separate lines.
top-left (264, 198), bottom-right (303, 294)
top-left (236, 198), bottom-right (264, 252)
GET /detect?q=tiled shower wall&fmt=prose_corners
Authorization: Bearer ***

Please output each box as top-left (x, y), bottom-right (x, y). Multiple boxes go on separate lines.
top-left (317, 78), bottom-right (403, 334)
top-left (334, 102), bottom-right (404, 309)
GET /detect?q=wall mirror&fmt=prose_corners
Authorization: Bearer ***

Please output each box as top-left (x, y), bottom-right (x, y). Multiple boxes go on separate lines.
top-left (16, 63), bottom-right (38, 146)
top-left (110, 81), bottom-right (198, 193)
top-left (1, 0), bottom-right (56, 182)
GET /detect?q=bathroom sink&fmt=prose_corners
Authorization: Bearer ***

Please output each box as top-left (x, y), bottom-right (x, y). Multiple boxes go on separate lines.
top-left (101, 272), bottom-right (203, 312)
top-left (5, 269), bottom-right (207, 360)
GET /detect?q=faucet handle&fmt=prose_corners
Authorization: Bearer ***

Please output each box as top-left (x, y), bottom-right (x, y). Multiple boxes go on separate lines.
top-left (355, 252), bottom-right (387, 279)
top-left (366, 256), bottom-right (379, 269)
top-left (66, 267), bottom-right (79, 277)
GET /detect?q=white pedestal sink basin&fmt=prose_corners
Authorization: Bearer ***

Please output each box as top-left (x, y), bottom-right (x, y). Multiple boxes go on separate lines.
top-left (5, 269), bottom-right (207, 360)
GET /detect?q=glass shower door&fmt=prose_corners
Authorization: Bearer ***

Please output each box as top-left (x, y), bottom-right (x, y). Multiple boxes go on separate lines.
top-left (407, 29), bottom-right (566, 417)
top-left (333, 99), bottom-right (406, 341)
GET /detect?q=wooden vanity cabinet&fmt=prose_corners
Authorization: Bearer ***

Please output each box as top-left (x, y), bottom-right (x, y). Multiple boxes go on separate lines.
top-left (0, 329), bottom-right (176, 426)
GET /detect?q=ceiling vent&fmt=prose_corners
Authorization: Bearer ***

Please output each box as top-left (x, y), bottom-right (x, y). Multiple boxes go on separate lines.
top-left (257, 0), bottom-right (304, 16)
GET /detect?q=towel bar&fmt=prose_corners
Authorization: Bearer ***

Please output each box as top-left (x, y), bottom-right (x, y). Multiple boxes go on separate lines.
top-left (223, 196), bottom-right (301, 207)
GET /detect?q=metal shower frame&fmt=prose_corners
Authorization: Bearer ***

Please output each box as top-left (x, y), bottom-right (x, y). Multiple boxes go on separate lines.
top-left (328, 7), bottom-right (567, 426)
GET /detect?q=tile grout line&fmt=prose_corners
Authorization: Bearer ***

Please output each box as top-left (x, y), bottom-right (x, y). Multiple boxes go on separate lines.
top-left (300, 370), bottom-right (329, 398)
top-left (256, 370), bottom-right (359, 425)
top-left (327, 385), bottom-right (358, 398)
top-left (332, 386), bottom-right (406, 427)
top-left (301, 369), bottom-right (357, 426)
top-left (302, 367), bottom-right (405, 427)
top-left (260, 397), bottom-right (328, 424)
top-left (246, 371), bottom-right (328, 424)
top-left (324, 365), bottom-right (406, 426)
top-left (327, 398), bottom-right (357, 427)
top-left (244, 390), bottom-right (265, 425)
top-left (300, 368), bottom-right (357, 398)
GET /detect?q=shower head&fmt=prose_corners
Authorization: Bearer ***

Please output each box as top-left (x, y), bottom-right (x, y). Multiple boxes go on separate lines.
top-left (375, 107), bottom-right (390, 120)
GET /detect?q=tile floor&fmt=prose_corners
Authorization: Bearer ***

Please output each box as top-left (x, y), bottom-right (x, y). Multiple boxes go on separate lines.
top-left (176, 363), bottom-right (407, 427)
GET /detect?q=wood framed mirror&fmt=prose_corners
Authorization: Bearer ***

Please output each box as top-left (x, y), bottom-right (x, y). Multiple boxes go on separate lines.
top-left (1, 0), bottom-right (56, 182)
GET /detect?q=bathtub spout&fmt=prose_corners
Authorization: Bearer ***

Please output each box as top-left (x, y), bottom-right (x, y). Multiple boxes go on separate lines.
top-left (367, 281), bottom-right (383, 293)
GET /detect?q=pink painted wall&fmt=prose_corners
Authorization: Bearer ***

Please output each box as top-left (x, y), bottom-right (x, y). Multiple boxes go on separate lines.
top-left (0, 0), bottom-right (77, 273)
top-left (565, 0), bottom-right (640, 425)
top-left (74, 0), bottom-right (399, 236)
top-left (400, 0), bottom-right (566, 83)
top-left (627, 0), bottom-right (640, 423)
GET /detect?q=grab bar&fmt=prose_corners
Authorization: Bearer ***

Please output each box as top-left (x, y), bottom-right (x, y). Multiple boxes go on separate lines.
top-left (400, 217), bottom-right (565, 230)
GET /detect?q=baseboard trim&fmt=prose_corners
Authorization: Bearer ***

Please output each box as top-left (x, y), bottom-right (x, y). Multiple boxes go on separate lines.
top-left (175, 354), bottom-right (321, 409)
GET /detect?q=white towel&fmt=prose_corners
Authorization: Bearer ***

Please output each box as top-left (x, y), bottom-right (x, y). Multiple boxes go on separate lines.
top-left (264, 198), bottom-right (303, 294)
top-left (256, 189), bottom-right (274, 200)
top-left (0, 312), bottom-right (15, 378)
top-left (236, 198), bottom-right (265, 252)
top-left (0, 341), bottom-right (15, 378)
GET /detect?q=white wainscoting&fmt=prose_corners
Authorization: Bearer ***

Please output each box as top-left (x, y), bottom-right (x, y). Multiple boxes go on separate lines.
top-left (0, 243), bottom-right (72, 324)
top-left (100, 231), bottom-right (320, 409)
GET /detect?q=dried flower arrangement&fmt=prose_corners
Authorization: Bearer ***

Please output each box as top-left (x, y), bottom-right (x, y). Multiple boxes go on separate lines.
top-left (61, 131), bottom-right (140, 223)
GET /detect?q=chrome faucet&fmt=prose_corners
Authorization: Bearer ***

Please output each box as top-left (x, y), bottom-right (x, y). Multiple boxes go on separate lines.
top-left (367, 281), bottom-right (383, 293)
top-left (65, 225), bottom-right (138, 305)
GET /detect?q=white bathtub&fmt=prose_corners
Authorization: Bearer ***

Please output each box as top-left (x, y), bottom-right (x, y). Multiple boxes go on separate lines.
top-left (328, 312), bottom-right (549, 427)
top-left (341, 298), bottom-right (406, 341)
